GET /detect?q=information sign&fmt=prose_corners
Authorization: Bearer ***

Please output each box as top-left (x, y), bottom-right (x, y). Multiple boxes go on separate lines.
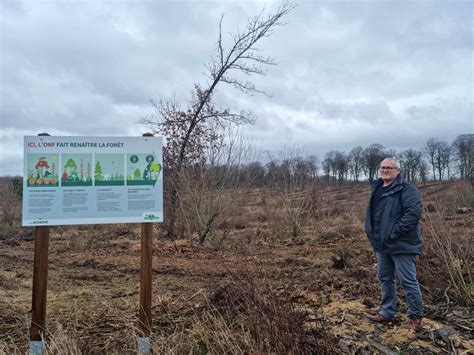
top-left (22, 136), bottom-right (163, 226)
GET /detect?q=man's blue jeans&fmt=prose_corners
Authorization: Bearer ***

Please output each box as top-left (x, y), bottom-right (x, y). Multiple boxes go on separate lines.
top-left (376, 252), bottom-right (423, 319)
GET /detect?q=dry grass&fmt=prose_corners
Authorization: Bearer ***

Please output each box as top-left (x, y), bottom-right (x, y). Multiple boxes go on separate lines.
top-left (0, 177), bottom-right (21, 227)
top-left (418, 181), bottom-right (473, 306)
top-left (205, 270), bottom-right (337, 353)
top-left (0, 272), bottom-right (337, 354)
top-left (1, 181), bottom-right (473, 353)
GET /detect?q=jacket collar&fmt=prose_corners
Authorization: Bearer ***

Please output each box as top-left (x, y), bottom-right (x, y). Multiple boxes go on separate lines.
top-left (370, 174), bottom-right (404, 191)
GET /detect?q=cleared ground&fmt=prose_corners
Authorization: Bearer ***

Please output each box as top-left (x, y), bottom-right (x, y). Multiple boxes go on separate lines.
top-left (1, 182), bottom-right (472, 353)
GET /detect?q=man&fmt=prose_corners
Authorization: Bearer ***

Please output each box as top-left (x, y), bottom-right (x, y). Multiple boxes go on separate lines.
top-left (364, 158), bottom-right (423, 331)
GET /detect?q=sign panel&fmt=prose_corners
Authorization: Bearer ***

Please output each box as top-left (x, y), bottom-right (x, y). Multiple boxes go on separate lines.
top-left (22, 136), bottom-right (163, 226)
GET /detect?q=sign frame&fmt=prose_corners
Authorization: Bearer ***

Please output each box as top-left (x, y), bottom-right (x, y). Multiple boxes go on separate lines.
top-left (22, 135), bottom-right (163, 226)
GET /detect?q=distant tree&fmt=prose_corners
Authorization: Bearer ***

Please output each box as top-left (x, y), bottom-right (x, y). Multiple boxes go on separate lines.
top-left (418, 160), bottom-right (429, 184)
top-left (265, 160), bottom-right (280, 185)
top-left (348, 146), bottom-right (364, 182)
top-left (452, 134), bottom-right (474, 180)
top-left (278, 159), bottom-right (292, 186)
top-left (243, 161), bottom-right (266, 186)
top-left (323, 151), bottom-right (337, 184)
top-left (424, 138), bottom-right (440, 181)
top-left (321, 157), bottom-right (332, 184)
top-left (441, 144), bottom-right (453, 180)
top-left (11, 177), bottom-right (22, 198)
top-left (386, 149), bottom-right (398, 158)
top-left (333, 151), bottom-right (348, 184)
top-left (307, 155), bottom-right (319, 181)
top-left (362, 144), bottom-right (386, 181)
top-left (399, 149), bottom-right (422, 182)
top-left (293, 156), bottom-right (314, 185)
top-left (431, 140), bottom-right (450, 180)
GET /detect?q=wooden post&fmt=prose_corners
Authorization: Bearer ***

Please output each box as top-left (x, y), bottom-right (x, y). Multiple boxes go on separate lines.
top-left (30, 132), bottom-right (51, 354)
top-left (30, 226), bottom-right (50, 341)
top-left (138, 132), bottom-right (154, 353)
top-left (139, 222), bottom-right (153, 333)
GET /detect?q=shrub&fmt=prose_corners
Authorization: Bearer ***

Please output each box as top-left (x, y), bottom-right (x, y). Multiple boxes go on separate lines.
top-left (205, 271), bottom-right (338, 353)
top-left (0, 177), bottom-right (22, 226)
top-left (419, 188), bottom-right (473, 306)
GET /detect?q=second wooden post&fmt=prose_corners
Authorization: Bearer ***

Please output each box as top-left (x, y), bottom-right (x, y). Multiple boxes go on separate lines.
top-left (139, 222), bottom-right (153, 336)
top-left (138, 132), bottom-right (154, 353)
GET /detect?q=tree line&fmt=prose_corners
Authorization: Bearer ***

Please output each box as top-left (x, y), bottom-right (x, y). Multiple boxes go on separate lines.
top-left (217, 134), bottom-right (473, 187)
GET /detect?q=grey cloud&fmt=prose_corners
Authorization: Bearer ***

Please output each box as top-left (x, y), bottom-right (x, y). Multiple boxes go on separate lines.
top-left (314, 99), bottom-right (395, 123)
top-left (0, 0), bottom-right (472, 175)
top-left (404, 99), bottom-right (473, 131)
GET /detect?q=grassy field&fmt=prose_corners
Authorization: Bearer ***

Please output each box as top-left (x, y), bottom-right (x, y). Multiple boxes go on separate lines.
top-left (0, 181), bottom-right (472, 353)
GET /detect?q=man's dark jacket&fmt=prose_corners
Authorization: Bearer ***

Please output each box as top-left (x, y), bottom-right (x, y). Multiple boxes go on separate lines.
top-left (365, 175), bottom-right (423, 254)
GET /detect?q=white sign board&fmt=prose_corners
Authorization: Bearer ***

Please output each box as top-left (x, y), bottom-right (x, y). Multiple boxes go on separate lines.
top-left (22, 136), bottom-right (163, 226)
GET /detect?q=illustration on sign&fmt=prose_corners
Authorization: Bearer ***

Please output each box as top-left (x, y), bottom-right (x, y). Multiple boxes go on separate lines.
top-left (27, 154), bottom-right (59, 187)
top-left (61, 154), bottom-right (93, 186)
top-left (127, 153), bottom-right (161, 186)
top-left (94, 154), bottom-right (125, 186)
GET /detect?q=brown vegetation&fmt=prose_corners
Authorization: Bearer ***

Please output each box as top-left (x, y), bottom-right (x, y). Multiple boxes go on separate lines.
top-left (0, 181), bottom-right (473, 353)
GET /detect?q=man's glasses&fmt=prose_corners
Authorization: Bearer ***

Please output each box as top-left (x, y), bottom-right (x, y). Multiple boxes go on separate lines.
top-left (380, 166), bottom-right (398, 170)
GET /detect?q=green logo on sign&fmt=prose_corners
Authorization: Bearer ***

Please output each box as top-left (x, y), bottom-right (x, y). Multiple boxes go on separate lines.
top-left (130, 155), bottom-right (139, 163)
top-left (146, 155), bottom-right (154, 163)
top-left (144, 214), bottom-right (159, 221)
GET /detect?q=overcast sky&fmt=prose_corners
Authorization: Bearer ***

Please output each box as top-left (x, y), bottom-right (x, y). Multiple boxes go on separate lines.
top-left (1, 0), bottom-right (472, 175)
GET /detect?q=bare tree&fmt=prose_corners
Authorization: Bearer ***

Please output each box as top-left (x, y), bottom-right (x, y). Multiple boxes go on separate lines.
top-left (452, 134), bottom-right (474, 181)
top-left (424, 137), bottom-right (440, 181)
top-left (321, 150), bottom-right (348, 184)
top-left (432, 139), bottom-right (450, 181)
top-left (242, 161), bottom-right (266, 187)
top-left (141, 3), bottom-right (295, 237)
top-left (333, 151), bottom-right (348, 184)
top-left (418, 160), bottom-right (429, 184)
top-left (399, 149), bottom-right (422, 182)
top-left (323, 151), bottom-right (337, 185)
top-left (267, 147), bottom-right (315, 240)
top-left (362, 144), bottom-right (386, 181)
top-left (307, 155), bottom-right (319, 182)
top-left (441, 144), bottom-right (453, 180)
top-left (178, 127), bottom-right (248, 245)
top-left (348, 146), bottom-right (364, 182)
top-left (321, 157), bottom-right (331, 184)
top-left (293, 156), bottom-right (316, 185)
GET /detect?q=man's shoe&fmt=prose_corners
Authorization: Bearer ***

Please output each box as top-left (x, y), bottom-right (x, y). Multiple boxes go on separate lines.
top-left (405, 318), bottom-right (423, 331)
top-left (367, 314), bottom-right (393, 324)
